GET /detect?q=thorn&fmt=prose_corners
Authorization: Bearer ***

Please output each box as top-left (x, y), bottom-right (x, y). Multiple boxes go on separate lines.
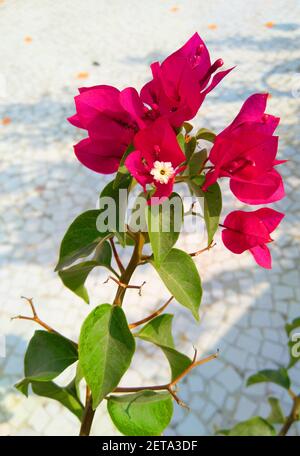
top-left (168, 387), bottom-right (189, 409)
top-left (192, 346), bottom-right (198, 363)
top-left (138, 281), bottom-right (146, 296)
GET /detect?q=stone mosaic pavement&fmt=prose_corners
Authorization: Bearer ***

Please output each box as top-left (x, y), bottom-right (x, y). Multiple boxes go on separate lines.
top-left (0, 0), bottom-right (300, 436)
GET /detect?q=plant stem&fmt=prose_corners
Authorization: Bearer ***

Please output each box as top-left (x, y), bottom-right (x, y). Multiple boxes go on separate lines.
top-left (189, 241), bottom-right (216, 257)
top-left (113, 351), bottom-right (218, 394)
top-left (278, 395), bottom-right (300, 436)
top-left (109, 238), bottom-right (125, 274)
top-left (79, 393), bottom-right (95, 436)
top-left (12, 296), bottom-right (78, 347)
top-left (113, 232), bottom-right (145, 306)
top-left (79, 231), bottom-right (146, 435)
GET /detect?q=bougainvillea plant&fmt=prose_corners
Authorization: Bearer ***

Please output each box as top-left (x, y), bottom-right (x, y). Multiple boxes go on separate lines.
top-left (14, 33), bottom-right (286, 436)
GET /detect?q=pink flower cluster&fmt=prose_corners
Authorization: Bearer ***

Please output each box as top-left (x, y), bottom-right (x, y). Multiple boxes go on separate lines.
top-left (68, 33), bottom-right (285, 269)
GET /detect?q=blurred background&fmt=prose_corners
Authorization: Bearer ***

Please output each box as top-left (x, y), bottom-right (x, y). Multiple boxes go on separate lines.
top-left (0, 0), bottom-right (299, 436)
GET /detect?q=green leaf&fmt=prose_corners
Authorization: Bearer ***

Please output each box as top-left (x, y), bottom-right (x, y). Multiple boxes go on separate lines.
top-left (114, 144), bottom-right (134, 189)
top-left (15, 379), bottom-right (29, 396)
top-left (247, 368), bottom-right (291, 390)
top-left (224, 417), bottom-right (276, 436)
top-left (31, 380), bottom-right (84, 420)
top-left (285, 317), bottom-right (300, 336)
top-left (216, 428), bottom-right (230, 435)
top-left (75, 361), bottom-right (84, 399)
top-left (128, 191), bottom-right (149, 237)
top-left (107, 390), bottom-right (173, 436)
top-left (189, 149), bottom-right (207, 176)
top-left (183, 122), bottom-right (193, 134)
top-left (22, 331), bottom-right (78, 382)
top-left (267, 397), bottom-right (285, 424)
top-left (184, 137), bottom-right (197, 162)
top-left (177, 133), bottom-right (185, 152)
top-left (79, 304), bottom-right (135, 409)
top-left (55, 210), bottom-right (106, 271)
top-left (196, 128), bottom-right (216, 143)
top-left (152, 248), bottom-right (202, 320)
top-left (203, 182), bottom-right (222, 245)
top-left (190, 176), bottom-right (222, 245)
top-left (136, 314), bottom-right (192, 380)
top-left (147, 193), bottom-right (183, 267)
top-left (58, 241), bottom-right (113, 303)
top-left (100, 175), bottom-right (132, 246)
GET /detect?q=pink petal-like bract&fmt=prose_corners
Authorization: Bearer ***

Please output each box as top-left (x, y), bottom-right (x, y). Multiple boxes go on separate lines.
top-left (68, 85), bottom-right (147, 174)
top-left (221, 209), bottom-right (284, 268)
top-left (203, 93), bottom-right (285, 204)
top-left (140, 33), bottom-right (232, 128)
top-left (125, 118), bottom-right (185, 204)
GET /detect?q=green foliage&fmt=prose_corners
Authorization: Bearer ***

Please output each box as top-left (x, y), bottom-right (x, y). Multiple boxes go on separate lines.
top-left (147, 193), bottom-right (183, 267)
top-left (184, 136), bottom-right (197, 162)
top-left (152, 248), bottom-right (202, 320)
top-left (183, 122), bottom-right (193, 134)
top-left (113, 144), bottom-right (134, 189)
top-left (31, 380), bottom-right (84, 420)
top-left (79, 304), bottom-right (135, 409)
top-left (189, 149), bottom-right (207, 176)
top-left (189, 176), bottom-right (222, 245)
top-left (100, 175), bottom-right (132, 246)
top-left (55, 210), bottom-right (107, 271)
top-left (18, 331), bottom-right (77, 384)
top-left (267, 397), bottom-right (285, 424)
top-left (218, 417), bottom-right (276, 436)
top-left (107, 390), bottom-right (173, 436)
top-left (58, 241), bottom-right (113, 303)
top-left (176, 132), bottom-right (185, 152)
top-left (247, 368), bottom-right (291, 390)
top-left (136, 314), bottom-right (192, 380)
top-left (196, 128), bottom-right (216, 143)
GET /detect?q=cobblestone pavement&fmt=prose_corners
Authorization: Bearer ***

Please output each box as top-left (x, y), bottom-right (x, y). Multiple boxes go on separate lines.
top-left (0, 0), bottom-right (299, 436)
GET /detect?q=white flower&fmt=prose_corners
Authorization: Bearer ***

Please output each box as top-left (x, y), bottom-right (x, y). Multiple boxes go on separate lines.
top-left (150, 161), bottom-right (175, 184)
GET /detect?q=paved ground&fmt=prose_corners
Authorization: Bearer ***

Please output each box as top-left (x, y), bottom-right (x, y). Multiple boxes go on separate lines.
top-left (0, 0), bottom-right (299, 436)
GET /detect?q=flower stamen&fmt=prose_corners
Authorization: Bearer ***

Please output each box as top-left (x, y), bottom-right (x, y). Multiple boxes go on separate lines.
top-left (150, 161), bottom-right (174, 184)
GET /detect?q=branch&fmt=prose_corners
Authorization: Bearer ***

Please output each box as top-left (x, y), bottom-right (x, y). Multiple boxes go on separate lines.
top-left (129, 296), bottom-right (173, 329)
top-left (80, 232), bottom-right (146, 435)
top-left (113, 350), bottom-right (219, 407)
top-left (109, 238), bottom-right (125, 274)
top-left (79, 389), bottom-right (95, 436)
top-left (104, 275), bottom-right (146, 296)
top-left (189, 240), bottom-right (216, 257)
top-left (278, 395), bottom-right (300, 436)
top-left (12, 296), bottom-right (77, 347)
top-left (113, 232), bottom-right (145, 306)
